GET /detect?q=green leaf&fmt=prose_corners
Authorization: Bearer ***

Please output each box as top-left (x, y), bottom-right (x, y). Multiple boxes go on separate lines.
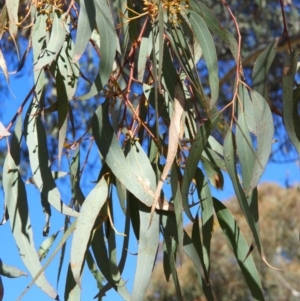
top-left (236, 110), bottom-right (255, 195)
top-left (85, 250), bottom-right (105, 290)
top-left (249, 90), bottom-right (274, 190)
top-left (0, 260), bottom-right (27, 278)
top-left (38, 230), bottom-right (61, 261)
top-left (73, 0), bottom-right (95, 62)
top-left (56, 68), bottom-right (69, 165)
top-left (189, 0), bottom-right (238, 62)
top-left (195, 168), bottom-right (214, 281)
top-left (187, 10), bottom-right (219, 107)
top-left (3, 155), bottom-right (58, 299)
top-left (94, 0), bottom-right (117, 86)
top-left (183, 230), bottom-right (214, 300)
top-left (57, 24), bottom-right (80, 100)
top-left (16, 220), bottom-right (77, 301)
top-left (24, 100), bottom-right (78, 217)
top-left (65, 264), bottom-right (81, 301)
top-left (138, 35), bottom-right (151, 82)
top-left (181, 118), bottom-right (217, 221)
top-left (92, 102), bottom-right (155, 207)
top-left (71, 178), bottom-right (108, 287)
top-left (69, 148), bottom-right (85, 207)
top-left (170, 166), bottom-right (183, 261)
top-left (162, 224), bottom-right (183, 301)
top-left (34, 13), bottom-right (66, 70)
top-left (131, 204), bottom-right (160, 301)
top-left (223, 131), bottom-right (265, 259)
top-left (213, 198), bottom-right (265, 301)
top-left (91, 227), bottom-right (131, 300)
top-left (253, 40), bottom-right (278, 97)
top-left (283, 51), bottom-right (300, 153)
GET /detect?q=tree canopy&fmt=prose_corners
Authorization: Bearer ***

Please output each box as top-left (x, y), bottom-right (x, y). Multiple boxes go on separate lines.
top-left (0, 0), bottom-right (299, 300)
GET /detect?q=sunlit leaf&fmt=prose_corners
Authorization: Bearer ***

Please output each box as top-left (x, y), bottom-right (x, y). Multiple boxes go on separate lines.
top-left (182, 118), bottom-right (218, 221)
top-left (3, 133), bottom-right (58, 299)
top-left (0, 259), bottom-right (27, 278)
top-left (73, 0), bottom-right (95, 62)
top-left (131, 204), bottom-right (159, 301)
top-left (34, 13), bottom-right (66, 70)
top-left (38, 230), bottom-right (61, 261)
top-left (92, 101), bottom-right (154, 207)
top-left (71, 178), bottom-right (108, 287)
top-left (24, 100), bottom-right (78, 217)
top-left (249, 90), bottom-right (274, 190)
top-left (94, 0), bottom-right (117, 86)
top-left (187, 10), bottom-right (219, 107)
top-left (65, 264), bottom-right (81, 301)
top-left (223, 131), bottom-right (266, 261)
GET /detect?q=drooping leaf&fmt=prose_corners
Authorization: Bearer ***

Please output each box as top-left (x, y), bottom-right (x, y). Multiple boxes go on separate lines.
top-left (195, 168), bottom-right (214, 281)
top-left (161, 216), bottom-right (183, 301)
top-left (92, 101), bottom-right (154, 207)
top-left (0, 260), bottom-right (27, 278)
top-left (65, 264), bottom-right (81, 301)
top-left (91, 226), bottom-right (131, 300)
top-left (189, 0), bottom-right (238, 62)
top-left (213, 197), bottom-right (265, 301)
top-left (223, 131), bottom-right (266, 261)
top-left (71, 178), bottom-right (108, 287)
top-left (69, 148), bottom-right (85, 208)
top-left (283, 51), bottom-right (300, 153)
top-left (94, 0), bottom-right (117, 86)
top-left (24, 100), bottom-right (78, 217)
top-left (131, 204), bottom-right (160, 301)
top-left (17, 220), bottom-right (77, 301)
top-left (253, 40), bottom-right (278, 97)
top-left (3, 115), bottom-right (57, 299)
top-left (73, 0), bottom-right (95, 62)
top-left (183, 230), bottom-right (214, 300)
top-left (152, 82), bottom-right (185, 217)
top-left (187, 10), bottom-right (219, 107)
top-left (236, 109), bottom-right (255, 195)
top-left (181, 118), bottom-right (218, 221)
top-left (6, 0), bottom-right (18, 39)
top-left (249, 90), bottom-right (274, 190)
top-left (34, 13), bottom-right (66, 70)
top-left (56, 68), bottom-right (69, 165)
top-left (85, 250), bottom-right (105, 290)
top-left (37, 230), bottom-right (61, 261)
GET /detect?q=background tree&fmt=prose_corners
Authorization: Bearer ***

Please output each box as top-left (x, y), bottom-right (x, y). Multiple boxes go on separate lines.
top-left (0, 0), bottom-right (299, 300)
top-left (147, 183), bottom-right (300, 301)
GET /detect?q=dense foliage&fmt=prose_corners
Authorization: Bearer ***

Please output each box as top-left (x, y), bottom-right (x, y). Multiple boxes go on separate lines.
top-left (0, 0), bottom-right (299, 300)
top-left (147, 183), bottom-right (300, 301)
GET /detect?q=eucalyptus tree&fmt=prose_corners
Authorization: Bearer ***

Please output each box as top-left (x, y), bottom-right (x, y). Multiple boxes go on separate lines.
top-left (0, 0), bottom-right (299, 300)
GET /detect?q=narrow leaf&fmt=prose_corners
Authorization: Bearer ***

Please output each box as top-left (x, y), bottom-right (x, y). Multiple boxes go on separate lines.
top-left (182, 118), bottom-right (217, 221)
top-left (187, 10), bottom-right (219, 107)
top-left (94, 0), bottom-right (117, 86)
top-left (249, 90), bottom-right (274, 190)
top-left (0, 260), bottom-right (27, 278)
top-left (73, 0), bottom-right (95, 62)
top-left (213, 198), bottom-right (265, 301)
top-left (131, 204), bottom-right (159, 301)
top-left (283, 51), bottom-right (300, 153)
top-left (34, 13), bottom-right (66, 70)
top-left (71, 178), bottom-right (108, 287)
